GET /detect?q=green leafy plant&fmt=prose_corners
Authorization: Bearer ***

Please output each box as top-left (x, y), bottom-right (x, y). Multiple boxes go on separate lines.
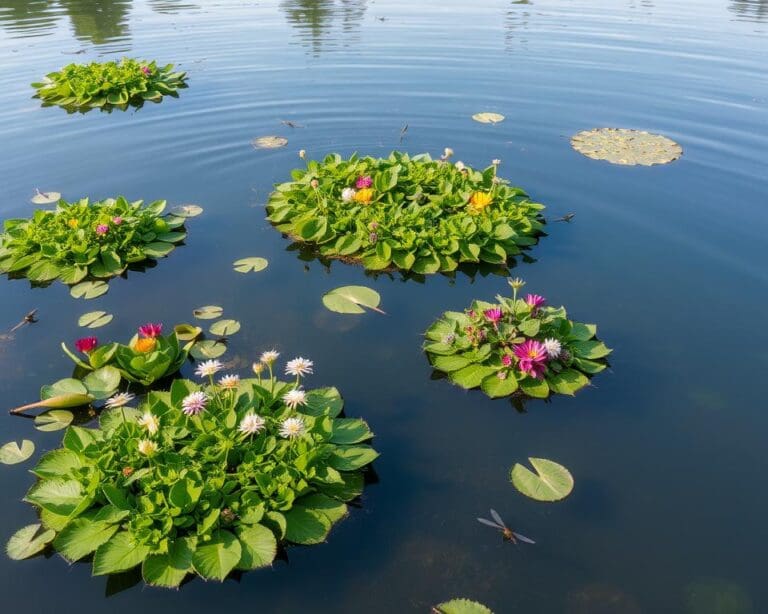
top-left (267, 152), bottom-right (545, 275)
top-left (423, 279), bottom-right (611, 399)
top-left (8, 357), bottom-right (378, 587)
top-left (0, 197), bottom-right (195, 286)
top-left (32, 58), bottom-right (187, 112)
top-left (62, 322), bottom-right (191, 387)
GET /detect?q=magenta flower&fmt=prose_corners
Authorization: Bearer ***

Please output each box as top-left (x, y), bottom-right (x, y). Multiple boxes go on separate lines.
top-left (138, 323), bottom-right (163, 338)
top-left (513, 339), bottom-right (548, 379)
top-left (467, 309), bottom-right (476, 318)
top-left (112, 216), bottom-right (123, 225)
top-left (95, 224), bottom-right (109, 236)
top-left (483, 308), bottom-right (503, 326)
top-left (525, 294), bottom-right (546, 311)
top-left (355, 176), bottom-right (373, 189)
top-left (501, 354), bottom-right (513, 367)
top-left (141, 66), bottom-right (152, 76)
top-left (75, 337), bottom-right (98, 353)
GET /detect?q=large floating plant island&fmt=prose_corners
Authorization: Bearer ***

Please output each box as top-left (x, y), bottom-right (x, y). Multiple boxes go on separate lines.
top-left (267, 152), bottom-right (545, 274)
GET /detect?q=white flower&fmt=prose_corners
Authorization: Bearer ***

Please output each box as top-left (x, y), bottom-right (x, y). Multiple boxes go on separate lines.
top-left (260, 350), bottom-right (280, 364)
top-left (104, 392), bottom-right (135, 409)
top-left (299, 149), bottom-right (306, 159)
top-left (239, 412), bottom-right (266, 435)
top-left (137, 439), bottom-right (158, 456)
top-left (195, 359), bottom-right (223, 378)
top-left (341, 187), bottom-right (356, 202)
top-left (492, 158), bottom-right (501, 166)
top-left (442, 147), bottom-right (454, 160)
top-left (283, 388), bottom-right (307, 410)
top-left (182, 391), bottom-right (208, 416)
top-left (137, 412), bottom-right (160, 435)
top-left (542, 338), bottom-right (562, 359)
top-left (285, 357), bottom-right (313, 377)
top-left (252, 361), bottom-right (265, 375)
top-left (454, 161), bottom-right (466, 171)
top-left (219, 374), bottom-right (240, 389)
top-left (279, 417), bottom-right (306, 439)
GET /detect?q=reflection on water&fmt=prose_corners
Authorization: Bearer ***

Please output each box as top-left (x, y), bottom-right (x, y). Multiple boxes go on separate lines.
top-left (0, 1), bottom-right (58, 36)
top-left (505, 0), bottom-right (532, 50)
top-left (281, 0), bottom-right (367, 54)
top-left (148, 0), bottom-right (200, 13)
top-left (58, 0), bottom-right (130, 45)
top-left (730, 0), bottom-right (768, 21)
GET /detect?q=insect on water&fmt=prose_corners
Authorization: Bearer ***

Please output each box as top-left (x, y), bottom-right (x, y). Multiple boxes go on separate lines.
top-left (477, 509), bottom-right (535, 545)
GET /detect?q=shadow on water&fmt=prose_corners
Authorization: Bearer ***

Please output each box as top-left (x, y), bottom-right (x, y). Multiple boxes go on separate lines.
top-left (280, 0), bottom-right (367, 55)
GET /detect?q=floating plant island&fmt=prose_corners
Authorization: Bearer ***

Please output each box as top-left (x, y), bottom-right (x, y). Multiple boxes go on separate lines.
top-left (423, 280), bottom-right (611, 399)
top-left (267, 152), bottom-right (545, 274)
top-left (0, 198), bottom-right (199, 287)
top-left (8, 357), bottom-right (378, 587)
top-left (32, 59), bottom-right (187, 112)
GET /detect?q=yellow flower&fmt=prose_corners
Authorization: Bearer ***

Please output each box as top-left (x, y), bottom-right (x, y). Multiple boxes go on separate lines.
top-left (353, 188), bottom-right (375, 204)
top-left (133, 337), bottom-right (157, 353)
top-left (137, 439), bottom-right (158, 456)
top-left (67, 218), bottom-right (79, 229)
top-left (468, 191), bottom-right (493, 215)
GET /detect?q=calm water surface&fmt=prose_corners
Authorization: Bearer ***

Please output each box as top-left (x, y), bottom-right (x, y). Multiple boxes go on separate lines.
top-left (0, 1), bottom-right (767, 612)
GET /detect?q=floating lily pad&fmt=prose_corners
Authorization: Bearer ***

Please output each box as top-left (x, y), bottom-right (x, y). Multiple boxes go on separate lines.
top-left (252, 136), bottom-right (288, 149)
top-left (209, 319), bottom-right (241, 336)
top-left (0, 440), bottom-right (35, 465)
top-left (173, 323), bottom-right (202, 342)
top-left (70, 281), bottom-right (109, 300)
top-left (30, 190), bottom-right (61, 205)
top-left (190, 339), bottom-right (227, 359)
top-left (170, 204), bottom-right (204, 218)
top-left (434, 599), bottom-right (494, 614)
top-left (233, 257), bottom-right (268, 273)
top-left (34, 410), bottom-right (75, 432)
top-left (193, 305), bottom-right (223, 320)
top-left (510, 457), bottom-right (573, 502)
top-left (570, 128), bottom-right (683, 166)
top-left (6, 524), bottom-right (55, 560)
top-left (78, 311), bottom-right (113, 328)
top-left (472, 112), bottom-right (505, 124)
top-left (322, 285), bottom-right (384, 315)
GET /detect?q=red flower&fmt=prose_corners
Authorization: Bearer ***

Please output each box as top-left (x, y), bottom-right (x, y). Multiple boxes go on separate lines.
top-left (75, 337), bottom-right (98, 353)
top-left (138, 323), bottom-right (163, 338)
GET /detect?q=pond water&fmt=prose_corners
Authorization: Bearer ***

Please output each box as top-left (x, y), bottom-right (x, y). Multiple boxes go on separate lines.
top-left (1, 0), bottom-right (767, 612)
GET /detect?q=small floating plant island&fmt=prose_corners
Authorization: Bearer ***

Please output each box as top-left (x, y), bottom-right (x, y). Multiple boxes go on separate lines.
top-left (424, 280), bottom-right (611, 399)
top-left (32, 58), bottom-right (187, 112)
top-left (267, 152), bottom-right (545, 274)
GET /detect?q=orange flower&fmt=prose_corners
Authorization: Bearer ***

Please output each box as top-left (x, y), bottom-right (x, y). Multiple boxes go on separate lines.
top-left (353, 188), bottom-right (375, 204)
top-left (133, 337), bottom-right (157, 353)
top-left (67, 218), bottom-right (79, 229)
top-left (468, 191), bottom-right (493, 215)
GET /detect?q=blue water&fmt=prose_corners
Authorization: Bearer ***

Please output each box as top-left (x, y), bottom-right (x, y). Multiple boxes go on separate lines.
top-left (0, 1), bottom-right (766, 611)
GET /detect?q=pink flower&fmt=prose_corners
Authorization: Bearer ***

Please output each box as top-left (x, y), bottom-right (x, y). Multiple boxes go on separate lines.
top-left (483, 308), bottom-right (503, 326)
top-left (501, 354), bottom-right (513, 367)
top-left (75, 337), bottom-right (98, 353)
top-left (141, 66), bottom-right (152, 76)
top-left (513, 339), bottom-right (548, 379)
top-left (355, 176), bottom-right (373, 189)
top-left (112, 216), bottom-right (123, 225)
top-left (138, 323), bottom-right (163, 338)
top-left (525, 294), bottom-right (546, 311)
top-left (467, 309), bottom-right (476, 318)
top-left (182, 391), bottom-right (208, 416)
top-left (95, 224), bottom-right (109, 236)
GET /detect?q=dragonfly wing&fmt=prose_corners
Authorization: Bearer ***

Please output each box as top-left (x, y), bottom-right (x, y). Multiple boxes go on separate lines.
top-left (477, 518), bottom-right (502, 529)
top-left (513, 532), bottom-right (535, 544)
top-left (490, 509), bottom-right (505, 526)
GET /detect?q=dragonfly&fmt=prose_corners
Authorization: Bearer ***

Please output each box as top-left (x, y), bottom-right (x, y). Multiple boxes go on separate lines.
top-left (9, 309), bottom-right (38, 334)
top-left (477, 509), bottom-right (535, 545)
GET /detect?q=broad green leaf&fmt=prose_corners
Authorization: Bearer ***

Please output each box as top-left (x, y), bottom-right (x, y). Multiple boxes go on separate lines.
top-left (297, 493), bottom-right (347, 524)
top-left (449, 364), bottom-right (497, 389)
top-left (42, 378), bottom-right (88, 398)
top-left (284, 506), bottom-right (331, 545)
top-left (173, 323), bottom-right (202, 341)
top-left (190, 339), bottom-right (227, 359)
top-left (431, 354), bottom-right (472, 373)
top-left (236, 524), bottom-right (277, 571)
top-left (520, 377), bottom-right (549, 398)
top-left (434, 599), bottom-right (494, 614)
top-left (193, 305), bottom-right (223, 320)
top-left (6, 524), bottom-right (55, 560)
top-left (142, 537), bottom-right (196, 588)
top-left (572, 340), bottom-right (612, 360)
top-left (32, 449), bottom-right (83, 479)
top-left (330, 418), bottom-right (374, 444)
top-left (209, 319), bottom-right (241, 336)
top-left (304, 387), bottom-right (344, 417)
top-left (143, 241), bottom-right (175, 258)
top-left (322, 285), bottom-right (384, 314)
top-left (25, 478), bottom-right (86, 516)
top-left (233, 257), bottom-right (268, 273)
top-left (191, 530), bottom-right (242, 581)
top-left (83, 366), bottom-right (121, 399)
top-left (0, 440), bottom-right (35, 464)
top-left (568, 322), bottom-right (597, 341)
top-left (510, 457), bottom-right (574, 502)
top-left (93, 531), bottom-right (151, 575)
top-left (70, 281), bottom-right (108, 300)
top-left (34, 409), bottom-right (74, 432)
top-left (480, 373), bottom-right (519, 398)
top-left (54, 519), bottom-right (119, 562)
top-left (78, 311), bottom-right (113, 328)
top-left (546, 369), bottom-right (590, 396)
top-left (328, 445), bottom-right (379, 471)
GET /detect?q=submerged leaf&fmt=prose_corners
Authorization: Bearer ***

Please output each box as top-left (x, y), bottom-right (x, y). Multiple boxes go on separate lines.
top-left (510, 457), bottom-right (574, 502)
top-left (322, 285), bottom-right (384, 314)
top-left (0, 440), bottom-right (35, 465)
top-left (252, 135), bottom-right (288, 149)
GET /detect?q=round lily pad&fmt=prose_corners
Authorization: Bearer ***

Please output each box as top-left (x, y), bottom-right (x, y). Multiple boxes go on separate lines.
top-left (510, 457), bottom-right (574, 502)
top-left (78, 311), bottom-right (113, 328)
top-left (0, 440), bottom-right (35, 465)
top-left (570, 128), bottom-right (682, 166)
top-left (70, 281), bottom-right (109, 300)
top-left (252, 136), bottom-right (288, 149)
top-left (34, 409), bottom-right (75, 432)
top-left (6, 524), bottom-right (55, 560)
top-left (209, 319), bottom-right (241, 336)
top-left (193, 305), bottom-right (223, 320)
top-left (30, 190), bottom-right (61, 205)
top-left (190, 339), bottom-right (227, 359)
top-left (233, 257), bottom-right (268, 273)
top-left (170, 204), bottom-right (204, 218)
top-left (434, 599), bottom-right (494, 614)
top-left (322, 285), bottom-right (384, 315)
top-left (472, 112), bottom-right (505, 124)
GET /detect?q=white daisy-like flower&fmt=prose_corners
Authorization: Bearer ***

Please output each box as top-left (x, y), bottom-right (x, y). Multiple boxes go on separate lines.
top-left (137, 439), bottom-right (158, 456)
top-left (137, 412), bottom-right (160, 436)
top-left (252, 361), bottom-right (265, 375)
top-left (182, 391), bottom-right (208, 416)
top-left (341, 187), bottom-right (356, 202)
top-left (260, 350), bottom-right (280, 364)
top-left (104, 392), bottom-right (135, 409)
top-left (285, 357), bottom-right (313, 377)
top-left (239, 412), bottom-right (266, 435)
top-left (279, 417), bottom-right (306, 439)
top-left (194, 359), bottom-right (223, 378)
top-left (219, 374), bottom-right (240, 389)
top-left (542, 338), bottom-right (562, 359)
top-left (454, 161), bottom-right (466, 171)
top-left (283, 388), bottom-right (307, 410)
